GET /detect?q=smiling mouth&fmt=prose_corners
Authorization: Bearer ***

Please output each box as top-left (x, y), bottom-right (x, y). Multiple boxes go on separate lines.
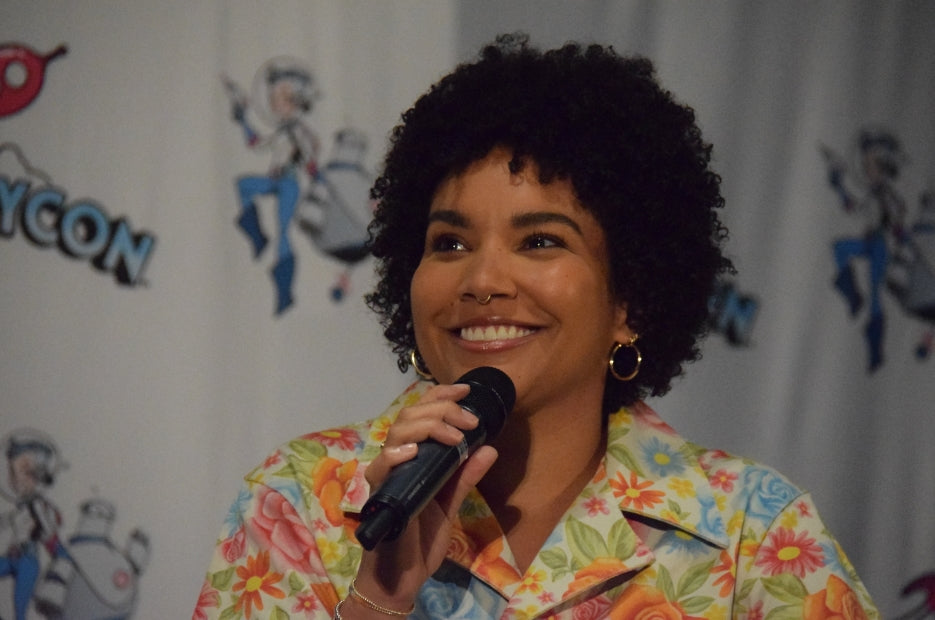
top-left (460, 325), bottom-right (534, 342)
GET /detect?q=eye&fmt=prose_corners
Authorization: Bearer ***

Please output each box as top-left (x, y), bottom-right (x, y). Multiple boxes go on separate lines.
top-left (522, 232), bottom-right (564, 250)
top-left (427, 233), bottom-right (467, 253)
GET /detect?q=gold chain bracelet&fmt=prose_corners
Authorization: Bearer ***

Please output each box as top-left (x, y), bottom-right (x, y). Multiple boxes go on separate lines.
top-left (347, 578), bottom-right (415, 616)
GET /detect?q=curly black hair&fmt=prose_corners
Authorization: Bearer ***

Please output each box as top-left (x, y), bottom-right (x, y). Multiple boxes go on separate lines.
top-left (366, 33), bottom-right (732, 410)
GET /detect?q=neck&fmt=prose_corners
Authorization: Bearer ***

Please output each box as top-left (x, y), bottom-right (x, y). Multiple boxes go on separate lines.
top-left (477, 398), bottom-right (607, 570)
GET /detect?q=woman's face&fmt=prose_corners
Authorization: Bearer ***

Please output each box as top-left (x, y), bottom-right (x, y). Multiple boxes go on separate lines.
top-left (410, 148), bottom-right (633, 414)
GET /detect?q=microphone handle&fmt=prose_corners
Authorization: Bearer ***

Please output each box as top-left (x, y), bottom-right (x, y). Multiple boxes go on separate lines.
top-left (355, 422), bottom-right (488, 550)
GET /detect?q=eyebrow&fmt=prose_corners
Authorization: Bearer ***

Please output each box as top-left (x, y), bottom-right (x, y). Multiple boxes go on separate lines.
top-left (427, 209), bottom-right (583, 235)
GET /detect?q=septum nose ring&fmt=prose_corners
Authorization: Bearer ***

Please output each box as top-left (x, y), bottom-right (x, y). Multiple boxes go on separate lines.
top-left (476, 294), bottom-right (492, 305)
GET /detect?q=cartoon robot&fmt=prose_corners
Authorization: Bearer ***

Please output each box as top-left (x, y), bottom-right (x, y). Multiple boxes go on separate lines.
top-left (887, 189), bottom-right (935, 358)
top-left (0, 429), bottom-right (68, 620)
top-left (223, 57), bottom-right (373, 312)
top-left (822, 129), bottom-right (907, 371)
top-left (895, 571), bottom-right (935, 620)
top-left (33, 498), bottom-right (149, 619)
top-left (296, 127), bottom-right (374, 301)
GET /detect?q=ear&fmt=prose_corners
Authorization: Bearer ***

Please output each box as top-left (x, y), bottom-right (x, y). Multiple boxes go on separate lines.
top-left (611, 302), bottom-right (636, 345)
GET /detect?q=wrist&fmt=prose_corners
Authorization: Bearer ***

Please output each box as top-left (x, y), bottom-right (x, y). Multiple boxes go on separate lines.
top-left (335, 577), bottom-right (416, 618)
top-left (351, 577), bottom-right (415, 615)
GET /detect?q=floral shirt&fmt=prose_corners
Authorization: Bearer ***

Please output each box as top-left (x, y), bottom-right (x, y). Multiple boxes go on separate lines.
top-left (194, 381), bottom-right (879, 619)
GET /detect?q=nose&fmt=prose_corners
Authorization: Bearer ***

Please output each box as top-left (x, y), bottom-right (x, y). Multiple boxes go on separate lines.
top-left (458, 243), bottom-right (516, 304)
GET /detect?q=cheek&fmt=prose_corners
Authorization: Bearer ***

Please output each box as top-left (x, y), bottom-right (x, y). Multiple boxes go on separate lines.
top-left (409, 264), bottom-right (444, 337)
top-left (409, 265), bottom-right (430, 315)
top-left (535, 263), bottom-right (609, 306)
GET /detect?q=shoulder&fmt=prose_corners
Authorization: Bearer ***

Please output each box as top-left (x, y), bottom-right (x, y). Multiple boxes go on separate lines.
top-left (244, 418), bottom-right (384, 489)
top-left (240, 382), bottom-right (429, 508)
top-left (623, 401), bottom-right (808, 525)
top-left (687, 441), bottom-right (809, 526)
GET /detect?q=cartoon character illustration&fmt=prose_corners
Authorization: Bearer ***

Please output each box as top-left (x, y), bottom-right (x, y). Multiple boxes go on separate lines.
top-left (822, 129), bottom-right (908, 371)
top-left (223, 57), bottom-right (373, 312)
top-left (708, 279), bottom-right (759, 346)
top-left (887, 189), bottom-right (935, 359)
top-left (895, 571), bottom-right (935, 620)
top-left (0, 429), bottom-right (68, 620)
top-left (33, 499), bottom-right (150, 620)
top-left (224, 57), bottom-right (322, 314)
top-left (296, 127), bottom-right (374, 301)
top-left (0, 43), bottom-right (67, 118)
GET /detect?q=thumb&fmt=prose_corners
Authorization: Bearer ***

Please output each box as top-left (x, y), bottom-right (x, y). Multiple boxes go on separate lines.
top-left (434, 445), bottom-right (498, 517)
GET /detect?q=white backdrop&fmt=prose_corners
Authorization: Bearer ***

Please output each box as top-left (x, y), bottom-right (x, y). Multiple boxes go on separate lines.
top-left (2, 2), bottom-right (933, 618)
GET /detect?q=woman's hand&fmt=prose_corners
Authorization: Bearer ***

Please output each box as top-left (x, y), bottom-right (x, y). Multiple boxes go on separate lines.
top-left (350, 383), bottom-right (499, 615)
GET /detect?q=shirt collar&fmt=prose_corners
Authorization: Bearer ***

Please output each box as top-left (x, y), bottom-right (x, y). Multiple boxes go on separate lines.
top-left (603, 401), bottom-right (730, 549)
top-left (340, 384), bottom-right (731, 551)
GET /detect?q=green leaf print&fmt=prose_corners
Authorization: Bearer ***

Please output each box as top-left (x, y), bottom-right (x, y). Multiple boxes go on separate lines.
top-left (289, 439), bottom-right (327, 462)
top-left (665, 498), bottom-right (690, 522)
top-left (761, 573), bottom-right (808, 604)
top-left (764, 603), bottom-right (805, 620)
top-left (566, 516), bottom-right (609, 569)
top-left (540, 547), bottom-right (572, 580)
top-left (288, 572), bottom-right (305, 596)
top-left (736, 577), bottom-right (756, 601)
top-left (211, 567), bottom-right (236, 590)
top-left (540, 547), bottom-right (570, 570)
top-left (607, 425), bottom-right (630, 443)
top-left (271, 606), bottom-right (290, 620)
top-left (675, 558), bottom-right (715, 598)
top-left (606, 444), bottom-right (645, 478)
top-left (656, 565), bottom-right (676, 600)
top-left (607, 519), bottom-right (637, 559)
top-left (333, 543), bottom-right (362, 576)
top-left (219, 602), bottom-right (242, 620)
top-left (360, 443), bottom-right (381, 461)
top-left (679, 595), bottom-right (715, 614)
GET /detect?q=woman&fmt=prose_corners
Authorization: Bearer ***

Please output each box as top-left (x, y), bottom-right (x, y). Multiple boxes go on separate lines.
top-left (195, 35), bottom-right (878, 619)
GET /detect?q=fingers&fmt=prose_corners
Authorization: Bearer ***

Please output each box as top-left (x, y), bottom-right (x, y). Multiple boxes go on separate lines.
top-left (385, 383), bottom-right (477, 447)
top-left (434, 445), bottom-right (498, 517)
top-left (365, 383), bottom-right (475, 487)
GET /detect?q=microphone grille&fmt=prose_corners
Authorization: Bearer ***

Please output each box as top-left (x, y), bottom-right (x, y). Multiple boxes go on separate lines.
top-left (456, 367), bottom-right (515, 439)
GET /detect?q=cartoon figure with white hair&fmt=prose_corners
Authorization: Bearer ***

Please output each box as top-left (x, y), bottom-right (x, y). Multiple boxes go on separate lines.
top-left (223, 57), bottom-right (374, 311)
top-left (0, 429), bottom-right (68, 620)
top-left (823, 128), bottom-right (908, 371)
top-left (224, 57), bottom-right (322, 315)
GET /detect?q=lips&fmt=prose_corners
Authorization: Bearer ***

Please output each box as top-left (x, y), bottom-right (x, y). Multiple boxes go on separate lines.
top-left (460, 325), bottom-right (534, 342)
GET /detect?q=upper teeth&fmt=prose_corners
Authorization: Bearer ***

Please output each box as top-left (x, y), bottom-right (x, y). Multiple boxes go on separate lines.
top-left (461, 325), bottom-right (532, 341)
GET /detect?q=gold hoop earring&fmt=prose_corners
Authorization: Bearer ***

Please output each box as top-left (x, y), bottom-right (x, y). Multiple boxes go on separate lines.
top-left (409, 349), bottom-right (434, 381)
top-left (609, 338), bottom-right (641, 381)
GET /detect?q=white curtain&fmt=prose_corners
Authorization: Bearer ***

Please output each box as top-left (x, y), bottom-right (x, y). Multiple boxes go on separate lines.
top-left (1, 1), bottom-right (932, 617)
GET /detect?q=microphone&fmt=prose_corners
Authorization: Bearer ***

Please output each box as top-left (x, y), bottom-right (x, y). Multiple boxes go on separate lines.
top-left (355, 366), bottom-right (515, 551)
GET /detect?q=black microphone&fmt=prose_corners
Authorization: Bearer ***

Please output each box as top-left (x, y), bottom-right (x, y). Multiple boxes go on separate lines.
top-left (355, 366), bottom-right (515, 550)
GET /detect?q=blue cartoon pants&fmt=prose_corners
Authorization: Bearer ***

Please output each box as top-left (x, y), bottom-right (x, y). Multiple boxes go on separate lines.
top-left (833, 230), bottom-right (887, 369)
top-left (236, 173), bottom-right (298, 314)
top-left (1, 548), bottom-right (40, 620)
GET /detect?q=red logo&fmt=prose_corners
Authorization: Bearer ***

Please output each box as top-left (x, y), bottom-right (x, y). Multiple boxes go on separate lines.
top-left (0, 43), bottom-right (67, 117)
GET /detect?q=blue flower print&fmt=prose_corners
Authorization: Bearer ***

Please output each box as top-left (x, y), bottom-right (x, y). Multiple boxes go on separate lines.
top-left (742, 468), bottom-right (802, 524)
top-left (640, 437), bottom-right (686, 477)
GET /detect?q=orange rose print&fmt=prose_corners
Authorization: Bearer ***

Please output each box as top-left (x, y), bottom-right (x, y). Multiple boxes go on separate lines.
top-left (471, 536), bottom-right (522, 588)
top-left (802, 574), bottom-right (869, 620)
top-left (563, 557), bottom-right (629, 599)
top-left (609, 584), bottom-right (684, 620)
top-left (311, 457), bottom-right (358, 526)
